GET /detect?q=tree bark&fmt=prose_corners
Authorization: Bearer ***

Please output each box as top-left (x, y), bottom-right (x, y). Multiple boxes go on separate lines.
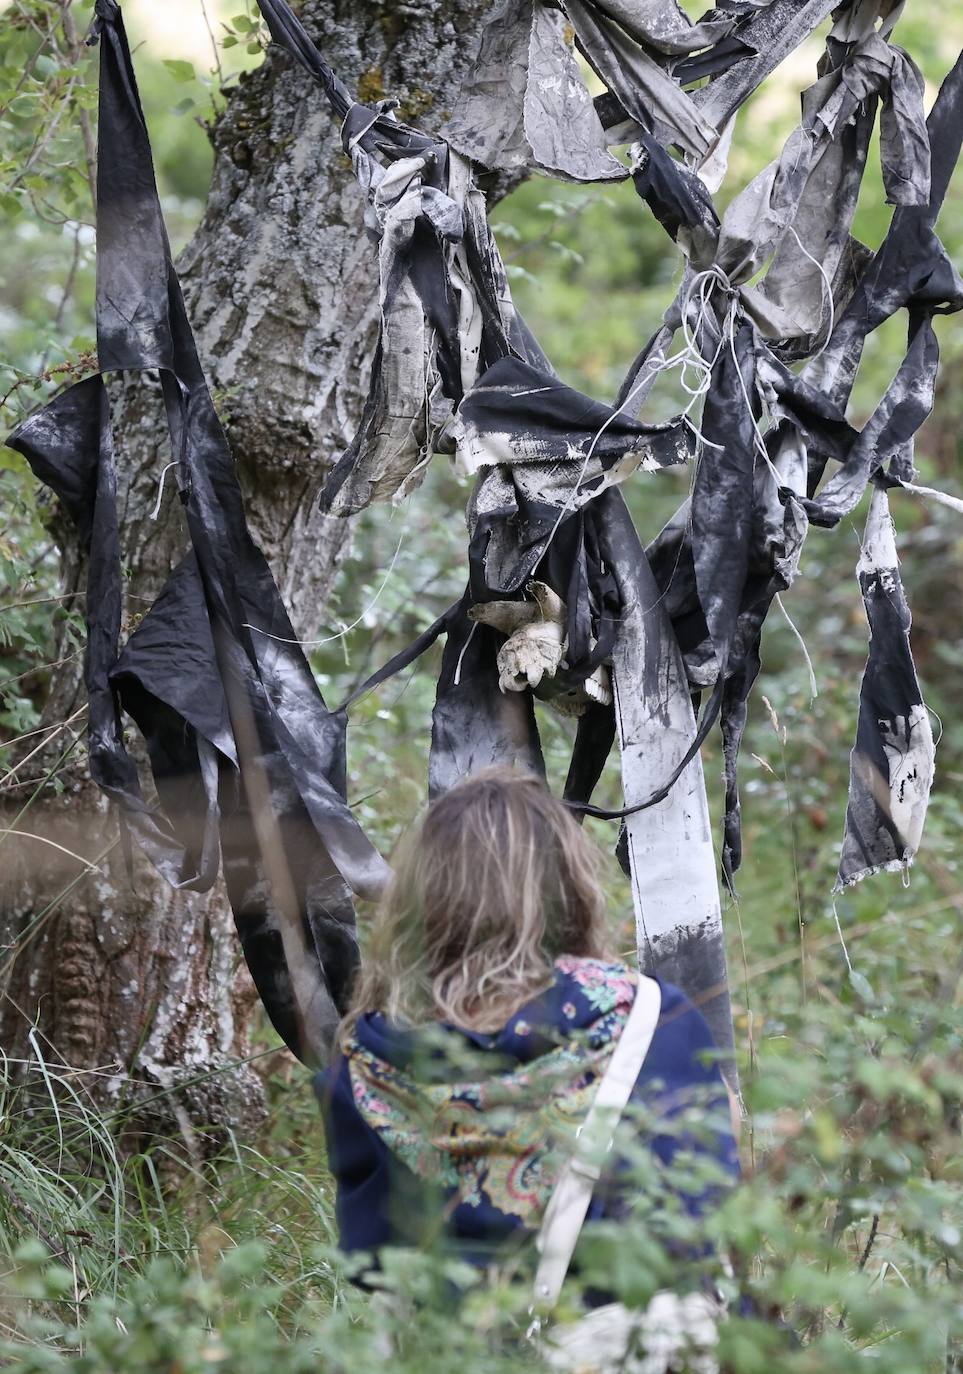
top-left (0, 0), bottom-right (493, 1139)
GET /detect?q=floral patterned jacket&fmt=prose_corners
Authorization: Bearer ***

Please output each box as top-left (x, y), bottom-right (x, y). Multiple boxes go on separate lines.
top-left (316, 958), bottom-right (739, 1263)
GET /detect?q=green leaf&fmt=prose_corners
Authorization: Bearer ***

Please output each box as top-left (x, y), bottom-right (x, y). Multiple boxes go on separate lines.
top-left (848, 968), bottom-right (876, 1005)
top-left (6, 93), bottom-right (38, 116)
top-left (232, 13), bottom-right (255, 31)
top-left (222, 34), bottom-right (239, 48)
top-left (64, 163), bottom-right (92, 197)
top-left (162, 59), bottom-right (196, 83)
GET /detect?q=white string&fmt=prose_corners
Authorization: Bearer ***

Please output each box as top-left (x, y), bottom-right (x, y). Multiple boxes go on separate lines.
top-left (668, 231), bottom-right (834, 494)
top-left (926, 704), bottom-right (944, 749)
top-left (785, 224), bottom-right (835, 359)
top-left (723, 225), bottom-right (835, 491)
top-left (341, 102), bottom-right (384, 154)
top-left (725, 301), bottom-right (785, 488)
top-left (149, 461), bottom-right (179, 520)
top-left (672, 268), bottom-right (731, 440)
top-left (831, 899), bottom-right (854, 973)
top-left (453, 620), bottom-right (477, 686)
top-left (720, 300), bottom-right (824, 712)
top-left (242, 519), bottom-right (408, 648)
top-left (535, 265), bottom-right (734, 559)
top-left (775, 592), bottom-right (818, 700)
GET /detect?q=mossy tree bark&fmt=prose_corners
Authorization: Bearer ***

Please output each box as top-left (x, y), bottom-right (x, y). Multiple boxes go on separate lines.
top-left (0, 0), bottom-right (494, 1138)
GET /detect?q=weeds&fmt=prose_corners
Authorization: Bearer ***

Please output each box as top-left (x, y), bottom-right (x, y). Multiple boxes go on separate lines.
top-left (1, 885), bottom-right (960, 1373)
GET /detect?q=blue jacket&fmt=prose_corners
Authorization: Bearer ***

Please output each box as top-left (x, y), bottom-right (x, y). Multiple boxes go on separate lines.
top-left (316, 967), bottom-right (739, 1262)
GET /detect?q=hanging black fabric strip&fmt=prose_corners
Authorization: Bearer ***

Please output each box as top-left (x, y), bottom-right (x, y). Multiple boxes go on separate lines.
top-left (11, 0), bottom-right (963, 1074)
top-left (835, 486), bottom-right (934, 889)
top-left (567, 487), bottom-right (727, 823)
top-left (9, 378), bottom-right (221, 891)
top-left (8, 0), bottom-right (399, 1064)
top-left (428, 594), bottom-right (547, 799)
top-left (563, 699), bottom-right (616, 810)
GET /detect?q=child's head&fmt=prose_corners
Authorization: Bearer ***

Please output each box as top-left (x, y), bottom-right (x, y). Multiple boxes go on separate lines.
top-left (344, 767), bottom-right (609, 1036)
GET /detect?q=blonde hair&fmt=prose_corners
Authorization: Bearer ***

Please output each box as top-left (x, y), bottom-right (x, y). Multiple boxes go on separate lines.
top-left (342, 767), bottom-right (610, 1041)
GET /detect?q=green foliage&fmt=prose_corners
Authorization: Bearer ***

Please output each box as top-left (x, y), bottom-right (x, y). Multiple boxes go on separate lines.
top-left (220, 6), bottom-right (272, 56)
top-left (0, 5), bottom-right (961, 1370)
top-left (0, 3), bottom-right (97, 742)
top-left (1, 937), bottom-right (960, 1370)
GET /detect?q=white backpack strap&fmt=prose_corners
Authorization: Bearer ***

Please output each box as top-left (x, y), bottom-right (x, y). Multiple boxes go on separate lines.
top-left (531, 975), bottom-right (662, 1313)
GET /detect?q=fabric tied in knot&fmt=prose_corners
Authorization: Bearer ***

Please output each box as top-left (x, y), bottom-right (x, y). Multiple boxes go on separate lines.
top-left (85, 0), bottom-right (119, 45)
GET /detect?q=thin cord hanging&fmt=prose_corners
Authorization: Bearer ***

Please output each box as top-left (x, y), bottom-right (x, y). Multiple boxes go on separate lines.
top-left (775, 592), bottom-right (818, 700)
top-left (149, 461), bottom-right (179, 520)
top-left (242, 518), bottom-right (409, 648)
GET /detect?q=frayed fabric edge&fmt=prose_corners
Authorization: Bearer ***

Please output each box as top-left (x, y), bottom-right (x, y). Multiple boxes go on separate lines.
top-left (832, 855), bottom-right (914, 894)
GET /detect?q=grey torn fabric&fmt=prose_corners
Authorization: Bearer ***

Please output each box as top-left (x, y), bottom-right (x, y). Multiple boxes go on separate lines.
top-left (747, 107), bottom-right (876, 348)
top-left (806, 314), bottom-right (941, 526)
top-left (721, 423), bottom-right (810, 880)
top-left (452, 355), bottom-right (686, 483)
top-left (717, 12), bottom-right (931, 342)
top-left (564, 0), bottom-right (716, 156)
top-left (442, 0), bottom-right (533, 171)
top-left (328, 155), bottom-right (439, 513)
top-left (800, 52), bottom-right (963, 524)
top-left (321, 143), bottom-right (464, 516)
top-left (879, 43), bottom-right (930, 205)
top-left (593, 0), bottom-right (736, 55)
top-left (690, 0), bottom-right (842, 131)
top-left (444, 0), bottom-right (625, 181)
top-left (694, 110), bottom-right (737, 193)
top-left (525, 5), bottom-right (627, 181)
top-left (322, 136), bottom-right (528, 515)
top-left (447, 0), bottom-right (749, 177)
top-left (836, 487), bottom-right (934, 890)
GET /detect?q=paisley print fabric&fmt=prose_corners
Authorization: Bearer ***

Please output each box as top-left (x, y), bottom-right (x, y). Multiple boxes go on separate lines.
top-left (343, 958), bottom-right (636, 1224)
top-left (319, 963), bottom-right (740, 1260)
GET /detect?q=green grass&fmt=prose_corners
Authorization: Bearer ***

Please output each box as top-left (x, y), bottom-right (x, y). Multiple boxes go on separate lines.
top-left (1, 837), bottom-right (960, 1372)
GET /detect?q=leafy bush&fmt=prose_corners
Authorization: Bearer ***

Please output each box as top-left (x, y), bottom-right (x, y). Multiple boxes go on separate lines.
top-left (2, 919), bottom-right (960, 1374)
top-left (1, 5), bottom-right (961, 1372)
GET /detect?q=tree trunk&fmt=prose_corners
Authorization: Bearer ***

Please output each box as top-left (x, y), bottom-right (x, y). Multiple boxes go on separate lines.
top-left (0, 0), bottom-right (493, 1139)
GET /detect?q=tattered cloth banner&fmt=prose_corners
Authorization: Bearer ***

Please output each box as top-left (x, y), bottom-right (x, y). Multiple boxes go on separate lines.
top-left (10, 1), bottom-right (390, 1065)
top-left (11, 0), bottom-right (963, 1068)
top-left (836, 486), bottom-right (934, 890)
